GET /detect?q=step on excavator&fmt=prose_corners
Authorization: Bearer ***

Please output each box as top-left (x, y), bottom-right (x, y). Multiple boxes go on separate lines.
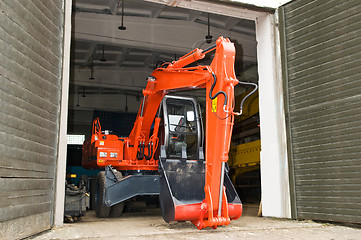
top-left (82, 37), bottom-right (257, 229)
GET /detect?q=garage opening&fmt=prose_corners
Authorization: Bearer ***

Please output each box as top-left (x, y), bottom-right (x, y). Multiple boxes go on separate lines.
top-left (64, 0), bottom-right (260, 222)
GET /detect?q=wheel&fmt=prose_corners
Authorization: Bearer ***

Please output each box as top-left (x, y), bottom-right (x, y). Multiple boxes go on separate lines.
top-left (109, 171), bottom-right (124, 218)
top-left (110, 203), bottom-right (124, 218)
top-left (95, 171), bottom-right (111, 218)
top-left (89, 178), bottom-right (96, 210)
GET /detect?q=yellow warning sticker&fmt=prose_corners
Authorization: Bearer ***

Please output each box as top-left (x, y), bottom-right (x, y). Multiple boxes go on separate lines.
top-left (212, 97), bottom-right (217, 113)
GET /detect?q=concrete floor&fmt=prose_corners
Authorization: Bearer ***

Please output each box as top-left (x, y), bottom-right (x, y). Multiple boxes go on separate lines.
top-left (31, 203), bottom-right (361, 240)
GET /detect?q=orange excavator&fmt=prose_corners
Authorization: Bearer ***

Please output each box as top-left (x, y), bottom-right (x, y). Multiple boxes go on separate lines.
top-left (82, 37), bottom-right (256, 229)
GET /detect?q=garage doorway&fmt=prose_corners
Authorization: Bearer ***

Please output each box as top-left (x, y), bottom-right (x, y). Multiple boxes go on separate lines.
top-left (55, 0), bottom-right (290, 225)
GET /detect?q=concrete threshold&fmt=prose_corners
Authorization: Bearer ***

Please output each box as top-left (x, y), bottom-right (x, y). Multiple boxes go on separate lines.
top-left (30, 203), bottom-right (361, 240)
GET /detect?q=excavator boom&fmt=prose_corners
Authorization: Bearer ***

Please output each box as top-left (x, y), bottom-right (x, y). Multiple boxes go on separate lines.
top-left (135, 37), bottom-right (242, 229)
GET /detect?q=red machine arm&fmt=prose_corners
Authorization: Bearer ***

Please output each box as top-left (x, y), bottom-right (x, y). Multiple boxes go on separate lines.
top-left (127, 37), bottom-right (240, 229)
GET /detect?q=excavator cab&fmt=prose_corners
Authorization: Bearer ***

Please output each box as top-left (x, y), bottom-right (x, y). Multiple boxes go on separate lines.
top-left (162, 95), bottom-right (202, 161)
top-left (158, 96), bottom-right (242, 227)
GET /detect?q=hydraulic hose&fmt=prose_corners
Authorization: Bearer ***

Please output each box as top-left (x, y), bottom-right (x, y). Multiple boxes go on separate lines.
top-left (144, 142), bottom-right (154, 160)
top-left (137, 142), bottom-right (145, 160)
top-left (209, 72), bottom-right (228, 110)
top-left (237, 81), bottom-right (258, 115)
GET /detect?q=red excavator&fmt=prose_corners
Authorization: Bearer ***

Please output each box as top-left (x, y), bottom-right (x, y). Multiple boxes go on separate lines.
top-left (82, 37), bottom-right (256, 229)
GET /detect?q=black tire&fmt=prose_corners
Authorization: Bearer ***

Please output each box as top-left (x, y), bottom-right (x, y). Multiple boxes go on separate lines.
top-left (109, 171), bottom-right (124, 218)
top-left (95, 171), bottom-right (111, 218)
top-left (89, 178), bottom-right (96, 210)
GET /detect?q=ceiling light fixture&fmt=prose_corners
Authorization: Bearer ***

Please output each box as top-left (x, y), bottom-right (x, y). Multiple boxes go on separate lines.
top-left (118, 0), bottom-right (126, 30)
top-left (99, 44), bottom-right (106, 62)
top-left (205, 13), bottom-right (212, 44)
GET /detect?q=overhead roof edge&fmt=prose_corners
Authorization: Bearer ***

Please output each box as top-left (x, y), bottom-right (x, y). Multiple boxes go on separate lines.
top-left (209, 0), bottom-right (276, 12)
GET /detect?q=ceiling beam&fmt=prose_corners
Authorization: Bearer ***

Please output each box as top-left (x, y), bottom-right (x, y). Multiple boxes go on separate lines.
top-left (151, 4), bottom-right (166, 18)
top-left (143, 52), bottom-right (160, 68)
top-left (109, 0), bottom-right (122, 15)
top-left (84, 42), bottom-right (97, 66)
top-left (72, 83), bottom-right (143, 92)
top-left (143, 0), bottom-right (266, 21)
top-left (232, 25), bottom-right (257, 35)
top-left (188, 11), bottom-right (202, 22)
top-left (116, 47), bottom-right (130, 67)
top-left (225, 18), bottom-right (241, 30)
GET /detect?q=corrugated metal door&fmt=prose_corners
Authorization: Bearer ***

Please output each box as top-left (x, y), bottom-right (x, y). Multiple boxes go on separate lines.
top-left (0, 1), bottom-right (64, 239)
top-left (280, 0), bottom-right (361, 223)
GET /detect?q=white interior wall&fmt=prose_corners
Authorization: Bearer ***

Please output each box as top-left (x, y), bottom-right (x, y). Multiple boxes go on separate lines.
top-left (256, 12), bottom-right (291, 218)
top-left (54, 0), bottom-right (72, 227)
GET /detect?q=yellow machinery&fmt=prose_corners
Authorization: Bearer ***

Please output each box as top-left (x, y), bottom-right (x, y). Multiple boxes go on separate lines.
top-left (229, 140), bottom-right (260, 177)
top-left (229, 90), bottom-right (261, 202)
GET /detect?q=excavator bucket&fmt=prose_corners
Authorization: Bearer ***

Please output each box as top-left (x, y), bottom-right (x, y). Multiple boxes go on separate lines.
top-left (159, 158), bottom-right (205, 223)
top-left (157, 95), bottom-right (243, 229)
top-left (159, 152), bottom-right (242, 228)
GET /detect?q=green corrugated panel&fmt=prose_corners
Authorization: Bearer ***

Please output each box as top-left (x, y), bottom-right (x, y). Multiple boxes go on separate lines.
top-left (0, 0), bottom-right (64, 239)
top-left (280, 0), bottom-right (361, 223)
